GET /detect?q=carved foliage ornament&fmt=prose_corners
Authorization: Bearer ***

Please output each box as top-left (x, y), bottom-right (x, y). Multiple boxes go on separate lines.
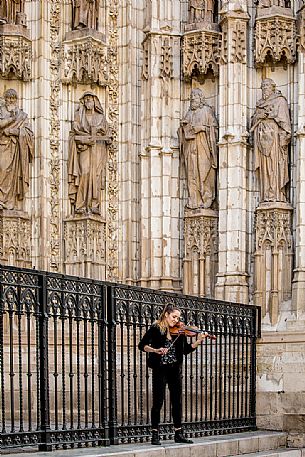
top-left (255, 208), bottom-right (292, 251)
top-left (49, 0), bottom-right (61, 272)
top-left (63, 37), bottom-right (108, 86)
top-left (182, 30), bottom-right (221, 79)
top-left (255, 15), bottom-right (296, 66)
top-left (0, 35), bottom-right (31, 80)
top-left (184, 216), bottom-right (218, 257)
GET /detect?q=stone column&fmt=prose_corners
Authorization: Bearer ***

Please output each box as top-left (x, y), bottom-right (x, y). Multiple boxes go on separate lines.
top-left (215, 4), bottom-right (249, 303)
top-left (292, 4), bottom-right (305, 318)
top-left (139, 0), bottom-right (182, 291)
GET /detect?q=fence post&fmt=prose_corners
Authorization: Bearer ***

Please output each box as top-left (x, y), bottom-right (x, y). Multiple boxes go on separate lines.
top-left (99, 284), bottom-right (110, 445)
top-left (107, 285), bottom-right (118, 444)
top-left (38, 273), bottom-right (52, 451)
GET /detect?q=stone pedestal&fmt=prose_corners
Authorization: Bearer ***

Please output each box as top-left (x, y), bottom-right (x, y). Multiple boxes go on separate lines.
top-left (254, 202), bottom-right (293, 326)
top-left (183, 207), bottom-right (218, 297)
top-left (64, 214), bottom-right (106, 280)
top-left (0, 210), bottom-right (31, 268)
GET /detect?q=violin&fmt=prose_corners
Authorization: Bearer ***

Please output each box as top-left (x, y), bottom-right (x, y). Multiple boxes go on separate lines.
top-left (169, 321), bottom-right (217, 340)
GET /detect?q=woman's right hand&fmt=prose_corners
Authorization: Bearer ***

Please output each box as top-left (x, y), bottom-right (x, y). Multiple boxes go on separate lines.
top-left (155, 347), bottom-right (168, 355)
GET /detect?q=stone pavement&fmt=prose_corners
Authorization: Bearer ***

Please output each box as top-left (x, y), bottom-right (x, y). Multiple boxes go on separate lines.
top-left (3, 431), bottom-right (305, 457)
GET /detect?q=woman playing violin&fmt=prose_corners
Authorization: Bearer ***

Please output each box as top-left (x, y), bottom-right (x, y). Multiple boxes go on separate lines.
top-left (138, 303), bottom-right (208, 445)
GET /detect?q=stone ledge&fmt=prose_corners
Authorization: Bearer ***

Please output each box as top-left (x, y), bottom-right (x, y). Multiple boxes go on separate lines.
top-left (3, 431), bottom-right (288, 457)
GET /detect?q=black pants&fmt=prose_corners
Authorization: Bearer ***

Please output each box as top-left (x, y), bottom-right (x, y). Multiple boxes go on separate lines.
top-left (151, 363), bottom-right (182, 429)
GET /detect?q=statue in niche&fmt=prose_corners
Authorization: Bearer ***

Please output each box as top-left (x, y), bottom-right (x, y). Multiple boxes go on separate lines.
top-left (178, 88), bottom-right (218, 210)
top-left (189, 0), bottom-right (214, 23)
top-left (72, 0), bottom-right (99, 30)
top-left (68, 91), bottom-right (111, 215)
top-left (0, 0), bottom-right (24, 25)
top-left (0, 89), bottom-right (34, 210)
top-left (251, 78), bottom-right (291, 203)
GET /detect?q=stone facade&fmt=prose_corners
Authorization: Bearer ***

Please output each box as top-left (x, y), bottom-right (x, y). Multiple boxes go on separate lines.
top-left (0, 0), bottom-right (305, 442)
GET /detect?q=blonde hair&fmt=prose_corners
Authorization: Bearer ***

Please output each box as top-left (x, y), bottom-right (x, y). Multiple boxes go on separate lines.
top-left (156, 303), bottom-right (180, 334)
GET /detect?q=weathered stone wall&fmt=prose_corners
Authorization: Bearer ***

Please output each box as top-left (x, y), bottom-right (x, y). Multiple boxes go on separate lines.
top-left (1, 0), bottom-right (305, 440)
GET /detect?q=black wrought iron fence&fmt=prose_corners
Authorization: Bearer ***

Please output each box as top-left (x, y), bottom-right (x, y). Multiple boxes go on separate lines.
top-left (0, 265), bottom-right (260, 452)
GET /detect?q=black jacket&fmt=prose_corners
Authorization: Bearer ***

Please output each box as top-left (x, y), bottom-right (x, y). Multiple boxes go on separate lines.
top-left (138, 323), bottom-right (195, 369)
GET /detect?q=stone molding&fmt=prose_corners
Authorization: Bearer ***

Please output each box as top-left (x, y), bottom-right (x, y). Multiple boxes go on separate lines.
top-left (49, 0), bottom-right (61, 272)
top-left (106, 1), bottom-right (119, 281)
top-left (0, 210), bottom-right (31, 268)
top-left (254, 8), bottom-right (296, 66)
top-left (63, 30), bottom-right (108, 86)
top-left (0, 25), bottom-right (31, 80)
top-left (183, 208), bottom-right (218, 297)
top-left (182, 29), bottom-right (221, 79)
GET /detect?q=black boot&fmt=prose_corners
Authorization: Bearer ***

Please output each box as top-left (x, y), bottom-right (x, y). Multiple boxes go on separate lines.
top-left (151, 430), bottom-right (161, 445)
top-left (174, 429), bottom-right (193, 444)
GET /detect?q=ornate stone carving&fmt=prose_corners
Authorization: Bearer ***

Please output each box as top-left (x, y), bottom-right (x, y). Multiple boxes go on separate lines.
top-left (160, 36), bottom-right (173, 79)
top-left (178, 88), bottom-right (218, 210)
top-left (0, 210), bottom-right (31, 268)
top-left (107, 0), bottom-right (119, 281)
top-left (251, 78), bottom-right (291, 203)
top-left (231, 19), bottom-right (247, 63)
top-left (68, 91), bottom-right (111, 215)
top-left (63, 32), bottom-right (108, 86)
top-left (0, 30), bottom-right (31, 80)
top-left (254, 204), bottom-right (293, 325)
top-left (49, 0), bottom-right (61, 272)
top-left (64, 215), bottom-right (106, 279)
top-left (183, 208), bottom-right (218, 297)
top-left (0, 89), bottom-right (34, 210)
top-left (72, 0), bottom-right (99, 31)
top-left (142, 37), bottom-right (149, 80)
top-left (0, 0), bottom-right (26, 25)
top-left (182, 30), bottom-right (221, 79)
top-left (255, 8), bottom-right (296, 66)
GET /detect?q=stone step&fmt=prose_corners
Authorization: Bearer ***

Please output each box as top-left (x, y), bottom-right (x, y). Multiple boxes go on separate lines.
top-left (240, 450), bottom-right (303, 457)
top-left (2, 431), bottom-right (293, 457)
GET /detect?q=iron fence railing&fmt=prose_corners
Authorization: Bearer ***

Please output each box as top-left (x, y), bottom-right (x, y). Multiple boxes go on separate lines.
top-left (0, 265), bottom-right (260, 451)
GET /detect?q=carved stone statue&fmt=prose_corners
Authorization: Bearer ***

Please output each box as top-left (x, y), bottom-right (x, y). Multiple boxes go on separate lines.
top-left (72, 0), bottom-right (99, 30)
top-left (178, 88), bottom-right (218, 209)
top-left (251, 78), bottom-right (291, 203)
top-left (189, 0), bottom-right (214, 23)
top-left (68, 91), bottom-right (111, 214)
top-left (0, 0), bottom-right (24, 25)
top-left (0, 89), bottom-right (34, 210)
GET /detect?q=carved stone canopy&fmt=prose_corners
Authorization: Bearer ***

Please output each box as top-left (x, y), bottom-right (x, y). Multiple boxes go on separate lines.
top-left (254, 7), bottom-right (296, 66)
top-left (182, 29), bottom-right (221, 80)
top-left (0, 25), bottom-right (31, 80)
top-left (63, 30), bottom-right (108, 86)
